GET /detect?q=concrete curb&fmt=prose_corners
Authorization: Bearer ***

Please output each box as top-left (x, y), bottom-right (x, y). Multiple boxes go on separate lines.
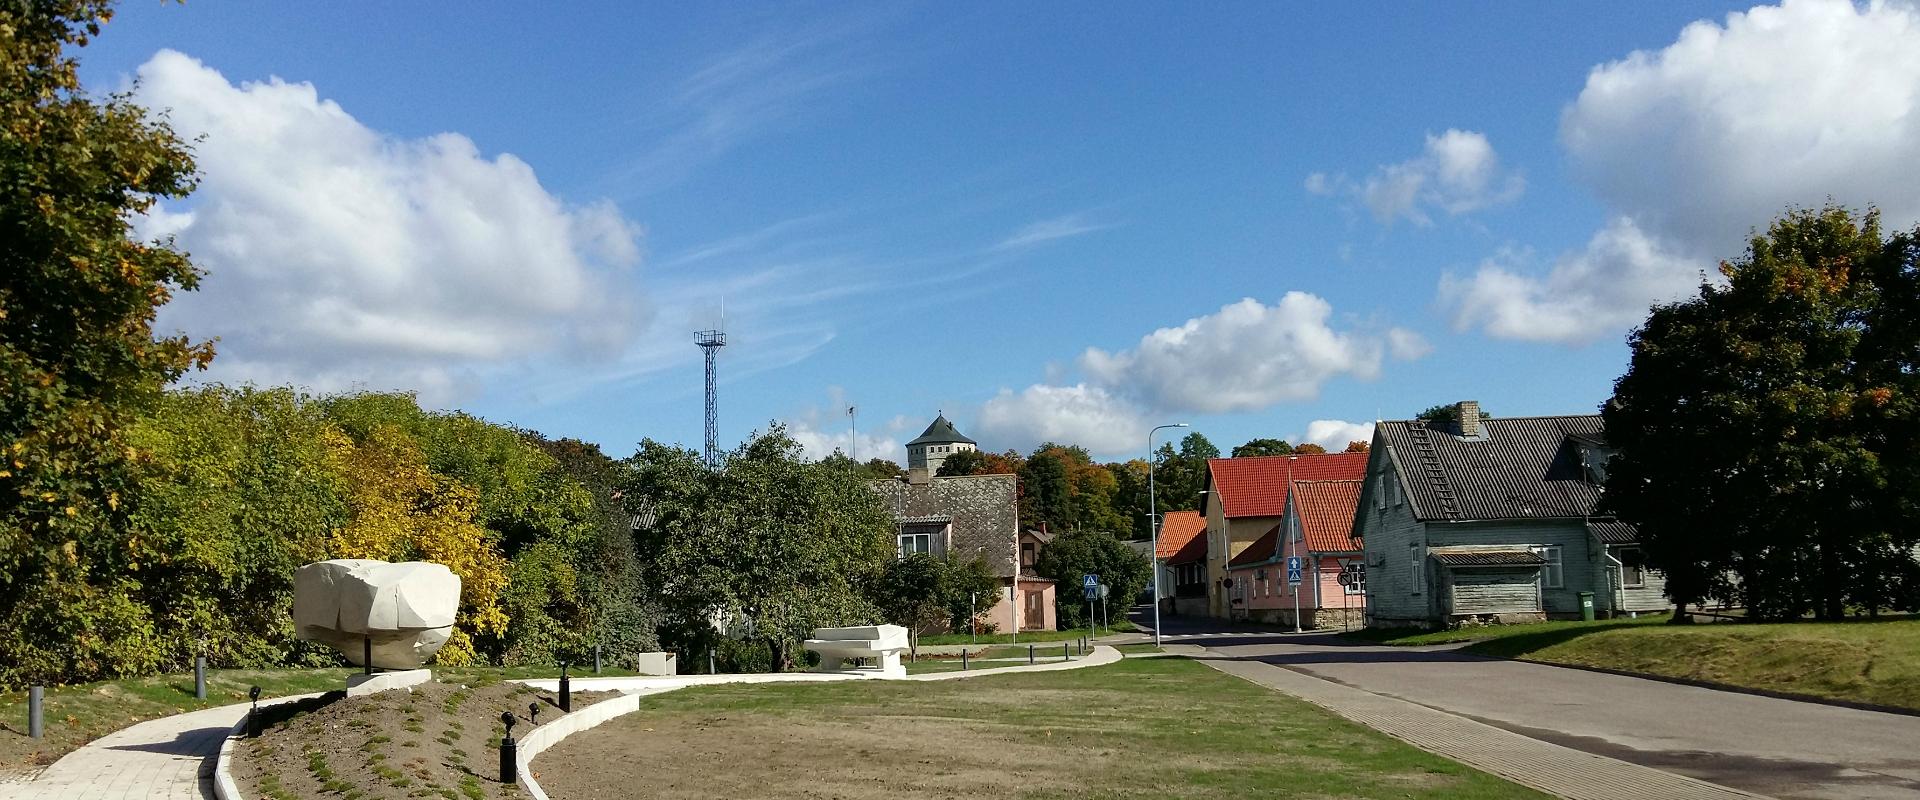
top-left (210, 649), bottom-right (1123, 800)
top-left (212, 693), bottom-right (328, 800)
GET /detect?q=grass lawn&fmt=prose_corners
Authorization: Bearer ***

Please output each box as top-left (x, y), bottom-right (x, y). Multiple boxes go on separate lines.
top-left (534, 656), bottom-right (1547, 799)
top-left (0, 663), bottom-right (638, 774)
top-left (1348, 615), bottom-right (1920, 711)
top-left (905, 646), bottom-right (1080, 674)
top-left (916, 619), bottom-right (1134, 646)
top-left (1115, 643), bottom-right (1164, 654)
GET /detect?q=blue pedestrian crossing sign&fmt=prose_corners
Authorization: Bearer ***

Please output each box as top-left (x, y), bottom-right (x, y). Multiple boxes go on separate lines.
top-left (1286, 556), bottom-right (1303, 585)
top-left (1083, 574), bottom-right (1099, 588)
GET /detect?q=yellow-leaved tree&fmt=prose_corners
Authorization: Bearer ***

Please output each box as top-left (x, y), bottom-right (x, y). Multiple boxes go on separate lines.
top-left (321, 425), bottom-right (509, 665)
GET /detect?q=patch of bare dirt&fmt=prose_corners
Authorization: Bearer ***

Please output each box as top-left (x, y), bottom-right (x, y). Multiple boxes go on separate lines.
top-left (534, 697), bottom-right (1134, 800)
top-left (235, 677), bottom-right (614, 800)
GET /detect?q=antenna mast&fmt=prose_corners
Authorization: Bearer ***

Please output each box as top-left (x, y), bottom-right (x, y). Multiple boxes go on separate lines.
top-left (694, 321), bottom-right (727, 469)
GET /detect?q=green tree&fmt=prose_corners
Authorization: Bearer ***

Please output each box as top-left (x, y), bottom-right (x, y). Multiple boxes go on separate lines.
top-left (869, 555), bottom-right (1001, 647)
top-left (1020, 449), bottom-right (1074, 531)
top-left (0, 1), bottom-right (217, 686)
top-left (1231, 438), bottom-right (1294, 457)
top-left (1152, 432), bottom-right (1218, 514)
top-left (626, 427), bottom-right (895, 671)
top-left (1603, 206), bottom-right (1920, 620)
top-left (1416, 404), bottom-right (1491, 425)
top-left (863, 458), bottom-right (903, 479)
top-left (1106, 459), bottom-right (1152, 540)
top-left (934, 449), bottom-right (989, 477)
top-left (1034, 529), bottom-right (1152, 629)
top-left (1292, 443), bottom-right (1327, 455)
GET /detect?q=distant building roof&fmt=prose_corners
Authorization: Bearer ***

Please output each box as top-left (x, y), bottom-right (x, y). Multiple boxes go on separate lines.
top-left (906, 414), bottom-right (977, 447)
top-left (1430, 548), bottom-right (1547, 567)
top-left (1229, 523), bottom-right (1282, 567)
top-left (1376, 415), bottom-right (1610, 522)
top-left (1293, 479), bottom-right (1364, 552)
top-left (1588, 519), bottom-right (1639, 544)
top-left (868, 473), bottom-right (1016, 577)
top-left (1203, 453), bottom-right (1368, 518)
top-left (1156, 510), bottom-right (1207, 561)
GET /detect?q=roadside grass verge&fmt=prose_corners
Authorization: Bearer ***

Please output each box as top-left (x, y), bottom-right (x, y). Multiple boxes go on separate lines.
top-left (534, 656), bottom-right (1547, 799)
top-left (1343, 614), bottom-right (1671, 648)
top-left (0, 663), bottom-right (638, 773)
top-left (1347, 615), bottom-right (1920, 711)
top-left (905, 646), bottom-right (1078, 674)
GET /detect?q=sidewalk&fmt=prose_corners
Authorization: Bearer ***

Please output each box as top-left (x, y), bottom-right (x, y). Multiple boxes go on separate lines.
top-left (0, 697), bottom-right (299, 800)
top-left (1180, 646), bottom-right (1767, 800)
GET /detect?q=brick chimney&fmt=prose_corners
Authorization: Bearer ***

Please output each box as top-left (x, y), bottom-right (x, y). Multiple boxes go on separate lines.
top-left (1456, 400), bottom-right (1482, 438)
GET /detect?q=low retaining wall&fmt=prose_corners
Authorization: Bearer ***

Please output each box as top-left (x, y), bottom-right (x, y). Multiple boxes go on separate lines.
top-left (214, 648), bottom-right (1120, 800)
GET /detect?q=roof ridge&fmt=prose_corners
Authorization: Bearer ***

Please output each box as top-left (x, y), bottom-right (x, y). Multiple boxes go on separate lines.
top-left (1380, 413), bottom-right (1602, 425)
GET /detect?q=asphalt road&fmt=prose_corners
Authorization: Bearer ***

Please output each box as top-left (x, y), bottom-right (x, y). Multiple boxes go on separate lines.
top-left (1159, 621), bottom-right (1920, 800)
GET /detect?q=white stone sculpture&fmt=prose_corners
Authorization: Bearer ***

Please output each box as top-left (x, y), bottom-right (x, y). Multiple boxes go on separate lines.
top-left (293, 559), bottom-right (461, 669)
top-left (803, 625), bottom-right (909, 679)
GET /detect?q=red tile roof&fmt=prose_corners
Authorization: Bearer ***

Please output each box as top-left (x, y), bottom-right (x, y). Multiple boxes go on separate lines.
top-left (1204, 453), bottom-right (1368, 518)
top-left (1228, 523), bottom-right (1281, 567)
top-left (1292, 479), bottom-right (1364, 552)
top-left (1159, 511), bottom-right (1207, 565)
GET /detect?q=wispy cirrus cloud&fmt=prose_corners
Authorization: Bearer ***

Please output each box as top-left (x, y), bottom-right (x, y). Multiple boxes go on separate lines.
top-left (993, 213), bottom-right (1112, 250)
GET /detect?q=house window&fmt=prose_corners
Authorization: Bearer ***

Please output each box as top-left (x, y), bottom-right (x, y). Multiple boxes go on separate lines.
top-left (1619, 547), bottom-right (1646, 588)
top-left (1410, 553), bottom-right (1424, 594)
top-left (897, 533), bottom-right (931, 558)
top-left (1388, 473), bottom-right (1401, 506)
top-left (1376, 475), bottom-right (1386, 510)
top-left (1021, 541), bottom-right (1036, 566)
top-left (1536, 545), bottom-right (1564, 588)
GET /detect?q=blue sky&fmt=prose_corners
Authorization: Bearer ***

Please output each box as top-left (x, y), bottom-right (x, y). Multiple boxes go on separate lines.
top-left (84, 1), bottom-right (1920, 461)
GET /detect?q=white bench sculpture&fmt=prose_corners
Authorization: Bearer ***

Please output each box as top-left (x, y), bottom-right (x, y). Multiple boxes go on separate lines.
top-left (803, 625), bottom-right (909, 679)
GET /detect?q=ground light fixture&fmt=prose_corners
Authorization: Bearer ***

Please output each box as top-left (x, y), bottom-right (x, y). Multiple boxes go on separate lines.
top-left (1147, 422), bottom-right (1190, 648)
top-left (246, 686), bottom-right (262, 738)
top-left (499, 710), bottom-right (518, 783)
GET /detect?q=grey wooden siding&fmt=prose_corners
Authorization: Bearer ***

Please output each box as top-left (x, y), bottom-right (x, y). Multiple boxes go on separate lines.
top-left (1426, 519), bottom-right (1596, 616)
top-left (1446, 568), bottom-right (1542, 615)
top-left (1358, 447), bottom-right (1432, 625)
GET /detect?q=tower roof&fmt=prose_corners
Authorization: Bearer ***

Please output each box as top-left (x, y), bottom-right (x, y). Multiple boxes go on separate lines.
top-left (906, 414), bottom-right (977, 446)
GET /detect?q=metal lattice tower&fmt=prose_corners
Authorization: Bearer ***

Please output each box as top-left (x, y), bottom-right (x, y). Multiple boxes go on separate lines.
top-left (695, 329), bottom-right (727, 468)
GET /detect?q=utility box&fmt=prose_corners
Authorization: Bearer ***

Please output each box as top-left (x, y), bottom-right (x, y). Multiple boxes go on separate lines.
top-left (1578, 591), bottom-right (1595, 622)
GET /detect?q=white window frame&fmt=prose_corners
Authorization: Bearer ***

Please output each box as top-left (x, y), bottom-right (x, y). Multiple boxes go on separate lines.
top-left (1376, 474), bottom-right (1386, 510)
top-left (1618, 547), bottom-right (1646, 589)
top-left (1536, 545), bottom-right (1564, 589)
top-left (897, 533), bottom-right (931, 558)
top-left (1410, 553), bottom-right (1424, 595)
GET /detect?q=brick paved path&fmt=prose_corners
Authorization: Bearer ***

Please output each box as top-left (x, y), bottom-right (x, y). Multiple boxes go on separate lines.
top-left (0, 695), bottom-right (317, 800)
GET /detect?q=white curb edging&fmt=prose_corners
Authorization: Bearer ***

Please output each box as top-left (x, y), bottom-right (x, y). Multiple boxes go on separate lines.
top-left (214, 647), bottom-right (1119, 800)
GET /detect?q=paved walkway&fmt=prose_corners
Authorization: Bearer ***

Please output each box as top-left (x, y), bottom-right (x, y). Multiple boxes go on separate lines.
top-left (1182, 646), bottom-right (1762, 800)
top-left (0, 697), bottom-right (303, 800)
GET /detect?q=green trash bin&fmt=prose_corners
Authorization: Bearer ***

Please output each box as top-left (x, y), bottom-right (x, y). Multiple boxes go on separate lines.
top-left (1577, 591), bottom-right (1595, 621)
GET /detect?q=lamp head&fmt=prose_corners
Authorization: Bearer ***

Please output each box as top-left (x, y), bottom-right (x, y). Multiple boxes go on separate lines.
top-left (529, 701), bottom-right (540, 719)
top-left (501, 710), bottom-right (516, 731)
top-left (248, 686), bottom-right (262, 702)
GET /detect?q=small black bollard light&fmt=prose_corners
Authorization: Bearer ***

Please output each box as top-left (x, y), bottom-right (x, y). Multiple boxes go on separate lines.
top-left (961, 649), bottom-right (969, 671)
top-left (558, 661), bottom-right (572, 713)
top-left (1063, 643), bottom-right (1070, 662)
top-left (1028, 644), bottom-right (1035, 665)
top-left (528, 701), bottom-right (540, 725)
top-left (246, 686), bottom-right (263, 738)
top-left (499, 711), bottom-right (518, 784)
top-left (194, 655), bottom-right (207, 701)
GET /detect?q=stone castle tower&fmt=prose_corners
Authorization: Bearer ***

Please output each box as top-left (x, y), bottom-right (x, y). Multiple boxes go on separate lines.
top-left (906, 413), bottom-right (977, 476)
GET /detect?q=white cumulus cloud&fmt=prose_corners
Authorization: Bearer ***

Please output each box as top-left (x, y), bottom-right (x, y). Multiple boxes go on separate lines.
top-left (134, 50), bottom-right (644, 402)
top-left (1439, 218), bottom-right (1706, 344)
top-left (1303, 419), bottom-right (1375, 451)
top-left (783, 390), bottom-right (907, 463)
top-left (1309, 129), bottom-right (1524, 226)
top-left (1080, 293), bottom-right (1422, 414)
top-left (1561, 0), bottom-right (1920, 259)
top-left (976, 384), bottom-right (1149, 455)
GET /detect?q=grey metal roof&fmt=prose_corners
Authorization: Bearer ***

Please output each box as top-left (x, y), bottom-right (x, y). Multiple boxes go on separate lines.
top-left (1431, 549), bottom-right (1547, 567)
top-left (1588, 520), bottom-right (1639, 544)
top-left (1380, 415), bottom-right (1608, 522)
top-left (906, 414), bottom-right (978, 446)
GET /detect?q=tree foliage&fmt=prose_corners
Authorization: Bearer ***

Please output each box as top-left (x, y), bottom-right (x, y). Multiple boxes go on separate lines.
top-left (871, 554), bottom-right (1000, 643)
top-left (1603, 206), bottom-right (1920, 620)
top-left (1292, 443), bottom-right (1328, 455)
top-left (1343, 440), bottom-right (1370, 453)
top-left (1033, 529), bottom-right (1152, 629)
top-left (1231, 438), bottom-right (1294, 457)
top-left (1416, 404), bottom-right (1491, 425)
top-left (0, 1), bottom-right (218, 685)
top-left (626, 427), bottom-right (895, 671)
top-left (1151, 432), bottom-right (1218, 514)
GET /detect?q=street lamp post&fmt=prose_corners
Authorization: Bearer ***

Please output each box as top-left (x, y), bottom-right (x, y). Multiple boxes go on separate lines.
top-left (1148, 422), bottom-right (1189, 648)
